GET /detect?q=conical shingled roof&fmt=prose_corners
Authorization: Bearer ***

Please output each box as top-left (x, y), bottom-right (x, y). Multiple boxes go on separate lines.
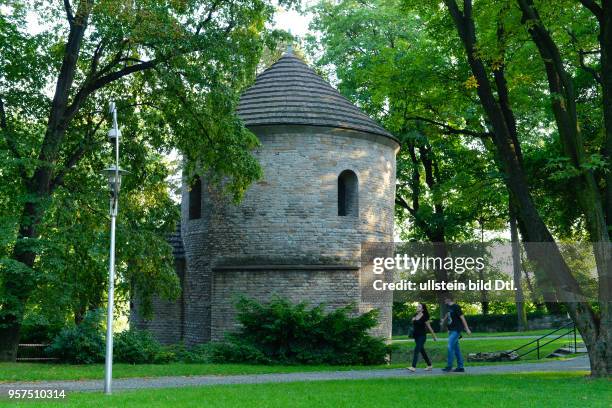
top-left (237, 52), bottom-right (396, 141)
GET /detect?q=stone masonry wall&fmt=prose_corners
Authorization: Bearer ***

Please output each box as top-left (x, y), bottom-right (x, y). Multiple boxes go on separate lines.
top-left (210, 267), bottom-right (360, 341)
top-left (181, 124), bottom-right (399, 345)
top-left (132, 258), bottom-right (185, 345)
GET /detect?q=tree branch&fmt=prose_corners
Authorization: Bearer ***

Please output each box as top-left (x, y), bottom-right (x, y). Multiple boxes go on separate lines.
top-left (92, 39), bottom-right (129, 79)
top-left (64, 0), bottom-right (74, 23)
top-left (567, 29), bottom-right (603, 85)
top-left (395, 195), bottom-right (416, 215)
top-left (88, 37), bottom-right (108, 79)
top-left (406, 141), bottom-right (421, 213)
top-left (196, 0), bottom-right (223, 35)
top-left (0, 96), bottom-right (20, 159)
top-left (51, 115), bottom-right (106, 190)
top-left (89, 58), bottom-right (158, 92)
top-left (405, 115), bottom-right (491, 138)
top-left (578, 49), bottom-right (603, 84)
top-left (577, 0), bottom-right (603, 21)
top-left (62, 59), bottom-right (159, 126)
top-left (0, 96), bottom-right (6, 131)
top-left (38, 0), bottom-right (93, 191)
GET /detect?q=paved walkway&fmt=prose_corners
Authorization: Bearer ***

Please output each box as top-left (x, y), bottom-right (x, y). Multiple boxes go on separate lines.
top-left (0, 356), bottom-right (590, 394)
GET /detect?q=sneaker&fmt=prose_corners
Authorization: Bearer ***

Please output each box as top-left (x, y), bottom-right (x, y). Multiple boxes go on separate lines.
top-left (453, 368), bottom-right (465, 372)
top-left (408, 367), bottom-right (416, 372)
top-left (442, 367), bottom-right (453, 372)
top-left (425, 365), bottom-right (433, 371)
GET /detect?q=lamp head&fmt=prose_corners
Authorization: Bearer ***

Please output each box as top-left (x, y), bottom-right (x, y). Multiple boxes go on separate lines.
top-left (102, 165), bottom-right (128, 194)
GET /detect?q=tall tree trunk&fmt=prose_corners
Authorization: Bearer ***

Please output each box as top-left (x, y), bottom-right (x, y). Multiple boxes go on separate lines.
top-left (510, 199), bottom-right (527, 331)
top-left (478, 219), bottom-right (489, 315)
top-left (591, 0), bottom-right (612, 379)
top-left (443, 0), bottom-right (609, 375)
top-left (0, 197), bottom-right (42, 361)
top-left (595, 1), bottom-right (612, 236)
top-left (517, 0), bottom-right (611, 376)
top-left (0, 2), bottom-right (92, 362)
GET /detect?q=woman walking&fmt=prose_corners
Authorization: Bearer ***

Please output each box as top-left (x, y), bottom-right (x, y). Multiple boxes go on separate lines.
top-left (408, 303), bottom-right (437, 372)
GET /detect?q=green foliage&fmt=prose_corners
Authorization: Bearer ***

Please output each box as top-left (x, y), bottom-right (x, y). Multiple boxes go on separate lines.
top-left (204, 342), bottom-right (273, 365)
top-left (0, 0), bottom-right (293, 340)
top-left (46, 310), bottom-right (105, 364)
top-left (307, 0), bottom-right (606, 244)
top-left (307, 0), bottom-right (509, 243)
top-left (217, 296), bottom-right (390, 365)
top-left (461, 311), bottom-right (546, 333)
top-left (113, 329), bottom-right (163, 364)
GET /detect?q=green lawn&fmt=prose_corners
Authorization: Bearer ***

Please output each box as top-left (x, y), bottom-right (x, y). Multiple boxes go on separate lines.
top-left (0, 337), bottom-right (582, 383)
top-left (392, 329), bottom-right (566, 340)
top-left (391, 337), bottom-right (582, 366)
top-left (0, 362), bottom-right (395, 383)
top-left (1, 372), bottom-right (608, 407)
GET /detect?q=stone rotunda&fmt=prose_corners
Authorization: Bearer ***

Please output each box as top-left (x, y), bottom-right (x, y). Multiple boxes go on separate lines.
top-left (134, 50), bottom-right (400, 345)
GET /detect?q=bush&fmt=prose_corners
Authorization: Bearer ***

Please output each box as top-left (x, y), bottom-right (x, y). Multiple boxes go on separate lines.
top-left (19, 317), bottom-right (64, 344)
top-left (113, 329), bottom-right (163, 364)
top-left (213, 296), bottom-right (390, 365)
top-left (46, 310), bottom-right (105, 364)
top-left (205, 342), bottom-right (272, 365)
top-left (164, 343), bottom-right (208, 364)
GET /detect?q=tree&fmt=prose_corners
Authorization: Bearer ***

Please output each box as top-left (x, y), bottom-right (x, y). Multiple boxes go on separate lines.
top-left (436, 0), bottom-right (610, 376)
top-left (510, 199), bottom-right (528, 330)
top-left (308, 0), bottom-right (509, 318)
top-left (310, 0), bottom-right (611, 375)
top-left (0, 0), bottom-right (289, 361)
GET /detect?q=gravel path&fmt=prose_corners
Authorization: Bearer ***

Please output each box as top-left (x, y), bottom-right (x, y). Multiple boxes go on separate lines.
top-left (0, 356), bottom-right (590, 394)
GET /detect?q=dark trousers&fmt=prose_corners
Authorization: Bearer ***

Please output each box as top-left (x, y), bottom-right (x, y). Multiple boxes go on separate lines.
top-left (412, 334), bottom-right (431, 367)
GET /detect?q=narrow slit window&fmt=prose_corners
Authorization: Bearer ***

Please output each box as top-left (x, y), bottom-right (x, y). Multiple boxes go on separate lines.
top-left (189, 175), bottom-right (202, 220)
top-left (338, 170), bottom-right (358, 217)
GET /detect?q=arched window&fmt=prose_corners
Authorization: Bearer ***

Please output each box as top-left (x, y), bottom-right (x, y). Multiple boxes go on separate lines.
top-left (338, 170), bottom-right (358, 217)
top-left (189, 175), bottom-right (202, 220)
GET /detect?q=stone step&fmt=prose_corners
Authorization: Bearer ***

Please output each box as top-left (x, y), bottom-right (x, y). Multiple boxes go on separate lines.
top-left (546, 346), bottom-right (588, 358)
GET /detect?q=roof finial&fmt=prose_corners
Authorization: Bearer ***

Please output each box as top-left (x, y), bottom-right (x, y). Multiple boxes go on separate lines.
top-left (286, 29), bottom-right (293, 55)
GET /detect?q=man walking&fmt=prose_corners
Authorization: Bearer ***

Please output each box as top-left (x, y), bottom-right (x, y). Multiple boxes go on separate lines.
top-left (442, 296), bottom-right (471, 372)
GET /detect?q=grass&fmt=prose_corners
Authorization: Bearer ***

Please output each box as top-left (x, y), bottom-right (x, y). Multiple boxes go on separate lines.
top-left (1, 372), bottom-right (608, 407)
top-left (0, 362), bottom-right (390, 383)
top-left (391, 337), bottom-right (583, 366)
top-left (392, 329), bottom-right (564, 340)
top-left (0, 337), bottom-right (583, 383)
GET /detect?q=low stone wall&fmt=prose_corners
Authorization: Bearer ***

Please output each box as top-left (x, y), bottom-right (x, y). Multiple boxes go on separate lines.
top-left (210, 265), bottom-right (361, 341)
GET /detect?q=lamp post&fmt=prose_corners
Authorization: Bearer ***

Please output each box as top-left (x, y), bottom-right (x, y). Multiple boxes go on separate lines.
top-left (102, 101), bottom-right (127, 395)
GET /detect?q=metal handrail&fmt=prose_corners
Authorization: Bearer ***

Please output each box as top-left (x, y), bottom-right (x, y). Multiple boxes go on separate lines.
top-left (510, 321), bottom-right (578, 359)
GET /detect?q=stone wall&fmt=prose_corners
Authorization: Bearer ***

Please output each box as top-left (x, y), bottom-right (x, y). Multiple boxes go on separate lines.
top-left (181, 124), bottom-right (399, 345)
top-left (131, 258), bottom-right (185, 345)
top-left (210, 266), bottom-right (360, 341)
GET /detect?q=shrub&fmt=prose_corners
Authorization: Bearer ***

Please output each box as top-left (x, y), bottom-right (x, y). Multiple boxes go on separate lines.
top-left (157, 343), bottom-right (192, 363)
top-left (170, 343), bottom-right (210, 364)
top-left (20, 318), bottom-right (63, 344)
top-left (215, 296), bottom-right (390, 365)
top-left (113, 329), bottom-right (163, 364)
top-left (46, 310), bottom-right (105, 364)
top-left (205, 342), bottom-right (272, 365)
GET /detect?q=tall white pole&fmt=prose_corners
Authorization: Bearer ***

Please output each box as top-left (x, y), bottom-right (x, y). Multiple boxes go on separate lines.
top-left (104, 202), bottom-right (116, 394)
top-left (104, 102), bottom-right (120, 395)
